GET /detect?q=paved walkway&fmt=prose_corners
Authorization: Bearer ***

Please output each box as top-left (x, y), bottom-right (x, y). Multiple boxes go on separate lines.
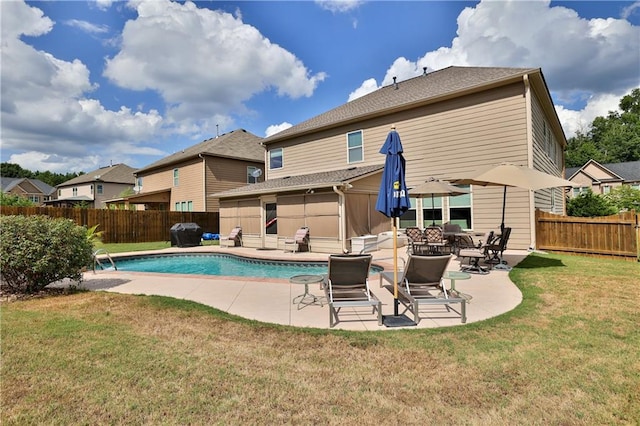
top-left (82, 246), bottom-right (529, 331)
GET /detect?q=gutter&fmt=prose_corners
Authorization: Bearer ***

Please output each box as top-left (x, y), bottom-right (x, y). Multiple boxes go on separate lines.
top-left (332, 185), bottom-right (349, 253)
top-left (199, 154), bottom-right (206, 210)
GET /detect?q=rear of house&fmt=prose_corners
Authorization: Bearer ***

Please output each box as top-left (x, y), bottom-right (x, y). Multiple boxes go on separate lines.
top-left (214, 66), bottom-right (568, 252)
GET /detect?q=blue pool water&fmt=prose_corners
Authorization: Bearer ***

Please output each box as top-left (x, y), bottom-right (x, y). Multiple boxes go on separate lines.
top-left (113, 253), bottom-right (382, 279)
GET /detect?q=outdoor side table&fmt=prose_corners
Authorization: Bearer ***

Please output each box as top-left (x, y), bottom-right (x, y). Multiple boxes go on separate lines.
top-left (290, 274), bottom-right (325, 309)
top-left (443, 270), bottom-right (472, 301)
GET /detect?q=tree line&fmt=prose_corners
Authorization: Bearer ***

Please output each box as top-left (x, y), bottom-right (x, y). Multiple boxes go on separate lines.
top-left (0, 162), bottom-right (84, 187)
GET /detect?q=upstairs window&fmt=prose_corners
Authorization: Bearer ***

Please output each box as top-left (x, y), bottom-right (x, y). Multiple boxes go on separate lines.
top-left (72, 187), bottom-right (78, 197)
top-left (347, 130), bottom-right (363, 163)
top-left (97, 184), bottom-right (103, 195)
top-left (173, 168), bottom-right (179, 186)
top-left (270, 148), bottom-right (283, 170)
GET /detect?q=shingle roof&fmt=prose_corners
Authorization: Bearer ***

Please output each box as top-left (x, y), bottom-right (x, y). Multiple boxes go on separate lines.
top-left (566, 160), bottom-right (640, 182)
top-left (1, 177), bottom-right (55, 195)
top-left (211, 164), bottom-right (384, 198)
top-left (263, 66), bottom-right (538, 143)
top-left (58, 163), bottom-right (136, 186)
top-left (136, 129), bottom-right (264, 174)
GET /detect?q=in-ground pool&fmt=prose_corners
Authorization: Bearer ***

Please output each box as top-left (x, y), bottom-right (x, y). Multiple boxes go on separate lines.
top-left (111, 253), bottom-right (382, 279)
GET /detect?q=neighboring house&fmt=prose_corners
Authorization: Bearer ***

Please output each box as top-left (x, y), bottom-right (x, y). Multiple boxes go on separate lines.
top-left (0, 177), bottom-right (55, 206)
top-left (48, 163), bottom-right (136, 208)
top-left (566, 160), bottom-right (640, 196)
top-left (121, 129), bottom-right (264, 212)
top-left (212, 66), bottom-right (568, 252)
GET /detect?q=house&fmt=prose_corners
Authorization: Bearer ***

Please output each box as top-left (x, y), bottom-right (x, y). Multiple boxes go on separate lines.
top-left (566, 160), bottom-right (640, 196)
top-left (212, 66), bottom-right (569, 252)
top-left (0, 177), bottom-right (55, 206)
top-left (120, 129), bottom-right (264, 212)
top-left (49, 163), bottom-right (136, 208)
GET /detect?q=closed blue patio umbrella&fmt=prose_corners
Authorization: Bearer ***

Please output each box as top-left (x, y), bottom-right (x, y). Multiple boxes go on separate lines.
top-left (375, 127), bottom-right (413, 327)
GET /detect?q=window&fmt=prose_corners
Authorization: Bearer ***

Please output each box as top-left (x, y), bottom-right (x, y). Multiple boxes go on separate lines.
top-left (90, 184), bottom-right (94, 195)
top-left (602, 185), bottom-right (611, 194)
top-left (448, 185), bottom-right (472, 229)
top-left (175, 202), bottom-right (181, 211)
top-left (632, 183), bottom-right (640, 190)
top-left (347, 130), bottom-right (363, 163)
top-left (399, 198), bottom-right (417, 229)
top-left (247, 166), bottom-right (260, 184)
top-left (573, 187), bottom-right (588, 197)
top-left (550, 188), bottom-right (556, 212)
top-left (173, 168), bottom-right (179, 186)
top-left (135, 177), bottom-right (143, 192)
top-left (269, 148), bottom-right (283, 169)
top-left (28, 195), bottom-right (39, 203)
top-left (422, 196), bottom-right (443, 227)
top-left (187, 201), bottom-right (193, 211)
top-left (58, 189), bottom-right (61, 196)
top-left (265, 203), bottom-right (278, 234)
top-left (181, 201), bottom-right (187, 211)
top-left (72, 187), bottom-right (78, 197)
top-left (97, 184), bottom-right (103, 195)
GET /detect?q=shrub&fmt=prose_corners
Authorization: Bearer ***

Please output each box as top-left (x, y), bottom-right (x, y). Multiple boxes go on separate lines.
top-left (566, 190), bottom-right (617, 217)
top-left (0, 215), bottom-right (93, 294)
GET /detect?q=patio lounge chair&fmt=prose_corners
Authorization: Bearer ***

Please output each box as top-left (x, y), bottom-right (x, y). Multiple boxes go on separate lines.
top-left (220, 226), bottom-right (242, 247)
top-left (283, 226), bottom-right (310, 253)
top-left (379, 254), bottom-right (466, 324)
top-left (324, 254), bottom-right (382, 328)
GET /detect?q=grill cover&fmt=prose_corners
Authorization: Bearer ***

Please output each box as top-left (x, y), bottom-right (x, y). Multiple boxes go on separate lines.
top-left (170, 223), bottom-right (203, 247)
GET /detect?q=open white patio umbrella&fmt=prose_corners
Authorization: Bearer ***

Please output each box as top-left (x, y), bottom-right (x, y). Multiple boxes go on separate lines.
top-left (449, 162), bottom-right (575, 232)
top-left (409, 177), bottom-right (470, 225)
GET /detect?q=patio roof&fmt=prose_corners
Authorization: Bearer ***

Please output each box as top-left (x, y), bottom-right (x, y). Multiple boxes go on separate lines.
top-left (211, 164), bottom-right (384, 199)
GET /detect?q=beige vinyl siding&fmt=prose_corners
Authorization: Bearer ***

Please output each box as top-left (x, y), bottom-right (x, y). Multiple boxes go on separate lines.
top-left (95, 183), bottom-right (133, 208)
top-left (139, 168), bottom-right (175, 193)
top-left (171, 159), bottom-right (204, 211)
top-left (205, 157), bottom-right (264, 212)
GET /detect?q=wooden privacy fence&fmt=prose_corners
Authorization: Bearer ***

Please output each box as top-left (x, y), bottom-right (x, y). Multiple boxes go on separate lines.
top-left (535, 209), bottom-right (639, 261)
top-left (1, 206), bottom-right (219, 244)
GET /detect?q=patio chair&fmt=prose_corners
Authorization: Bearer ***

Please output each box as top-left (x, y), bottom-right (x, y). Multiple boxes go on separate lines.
top-left (424, 225), bottom-right (447, 254)
top-left (220, 226), bottom-right (242, 247)
top-left (457, 231), bottom-right (495, 274)
top-left (405, 226), bottom-right (428, 254)
top-left (379, 254), bottom-right (466, 324)
top-left (284, 226), bottom-right (310, 253)
top-left (324, 254), bottom-right (382, 328)
top-left (485, 227), bottom-right (512, 267)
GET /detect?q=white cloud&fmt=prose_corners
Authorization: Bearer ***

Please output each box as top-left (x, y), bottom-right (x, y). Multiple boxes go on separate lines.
top-left (64, 19), bottom-right (109, 34)
top-left (104, 0), bottom-right (326, 137)
top-left (1, 0), bottom-right (164, 173)
top-left (8, 152), bottom-right (101, 174)
top-left (265, 122), bottom-right (293, 137)
top-left (350, 0), bottom-right (640, 138)
top-left (315, 0), bottom-right (363, 14)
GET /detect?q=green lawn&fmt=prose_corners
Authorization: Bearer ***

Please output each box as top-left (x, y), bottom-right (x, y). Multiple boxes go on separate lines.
top-left (1, 252), bottom-right (639, 424)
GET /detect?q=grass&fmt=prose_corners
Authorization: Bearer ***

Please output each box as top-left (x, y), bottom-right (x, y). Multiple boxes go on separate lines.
top-left (2, 252), bottom-right (639, 424)
top-left (94, 240), bottom-right (218, 254)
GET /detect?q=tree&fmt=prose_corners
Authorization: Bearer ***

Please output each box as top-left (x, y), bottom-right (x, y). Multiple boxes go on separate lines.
top-left (566, 190), bottom-right (617, 217)
top-left (0, 191), bottom-right (36, 207)
top-left (604, 185), bottom-right (640, 212)
top-left (565, 88), bottom-right (640, 167)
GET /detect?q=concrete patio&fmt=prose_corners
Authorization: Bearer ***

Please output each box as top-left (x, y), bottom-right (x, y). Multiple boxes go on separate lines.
top-left (82, 246), bottom-right (529, 331)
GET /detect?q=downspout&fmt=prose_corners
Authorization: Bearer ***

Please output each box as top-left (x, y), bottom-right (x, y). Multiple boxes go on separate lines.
top-left (333, 185), bottom-right (348, 253)
top-left (523, 74), bottom-right (536, 249)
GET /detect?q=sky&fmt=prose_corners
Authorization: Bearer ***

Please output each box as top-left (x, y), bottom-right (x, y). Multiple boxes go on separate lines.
top-left (1, 0), bottom-right (639, 174)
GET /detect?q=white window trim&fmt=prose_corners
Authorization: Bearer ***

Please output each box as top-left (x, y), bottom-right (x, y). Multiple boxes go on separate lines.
top-left (269, 148), bottom-right (283, 170)
top-left (346, 130), bottom-right (364, 164)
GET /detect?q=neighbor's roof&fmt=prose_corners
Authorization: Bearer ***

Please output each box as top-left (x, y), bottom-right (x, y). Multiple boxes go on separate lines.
top-left (58, 163), bottom-right (136, 187)
top-left (566, 160), bottom-right (640, 182)
top-left (211, 164), bottom-right (384, 198)
top-left (1, 177), bottom-right (56, 195)
top-left (136, 129), bottom-right (264, 174)
top-left (263, 66), bottom-right (540, 144)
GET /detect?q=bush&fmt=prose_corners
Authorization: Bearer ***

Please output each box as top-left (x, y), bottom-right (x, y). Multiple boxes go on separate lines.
top-left (566, 190), bottom-right (617, 217)
top-left (0, 215), bottom-right (93, 294)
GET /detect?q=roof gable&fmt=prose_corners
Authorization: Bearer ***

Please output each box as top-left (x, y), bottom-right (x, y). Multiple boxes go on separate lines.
top-left (136, 129), bottom-right (264, 174)
top-left (568, 159), bottom-right (640, 183)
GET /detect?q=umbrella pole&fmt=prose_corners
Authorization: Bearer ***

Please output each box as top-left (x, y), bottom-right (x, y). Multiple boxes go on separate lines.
top-left (392, 217), bottom-right (399, 316)
top-left (501, 186), bottom-right (507, 234)
top-left (431, 194), bottom-right (436, 226)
